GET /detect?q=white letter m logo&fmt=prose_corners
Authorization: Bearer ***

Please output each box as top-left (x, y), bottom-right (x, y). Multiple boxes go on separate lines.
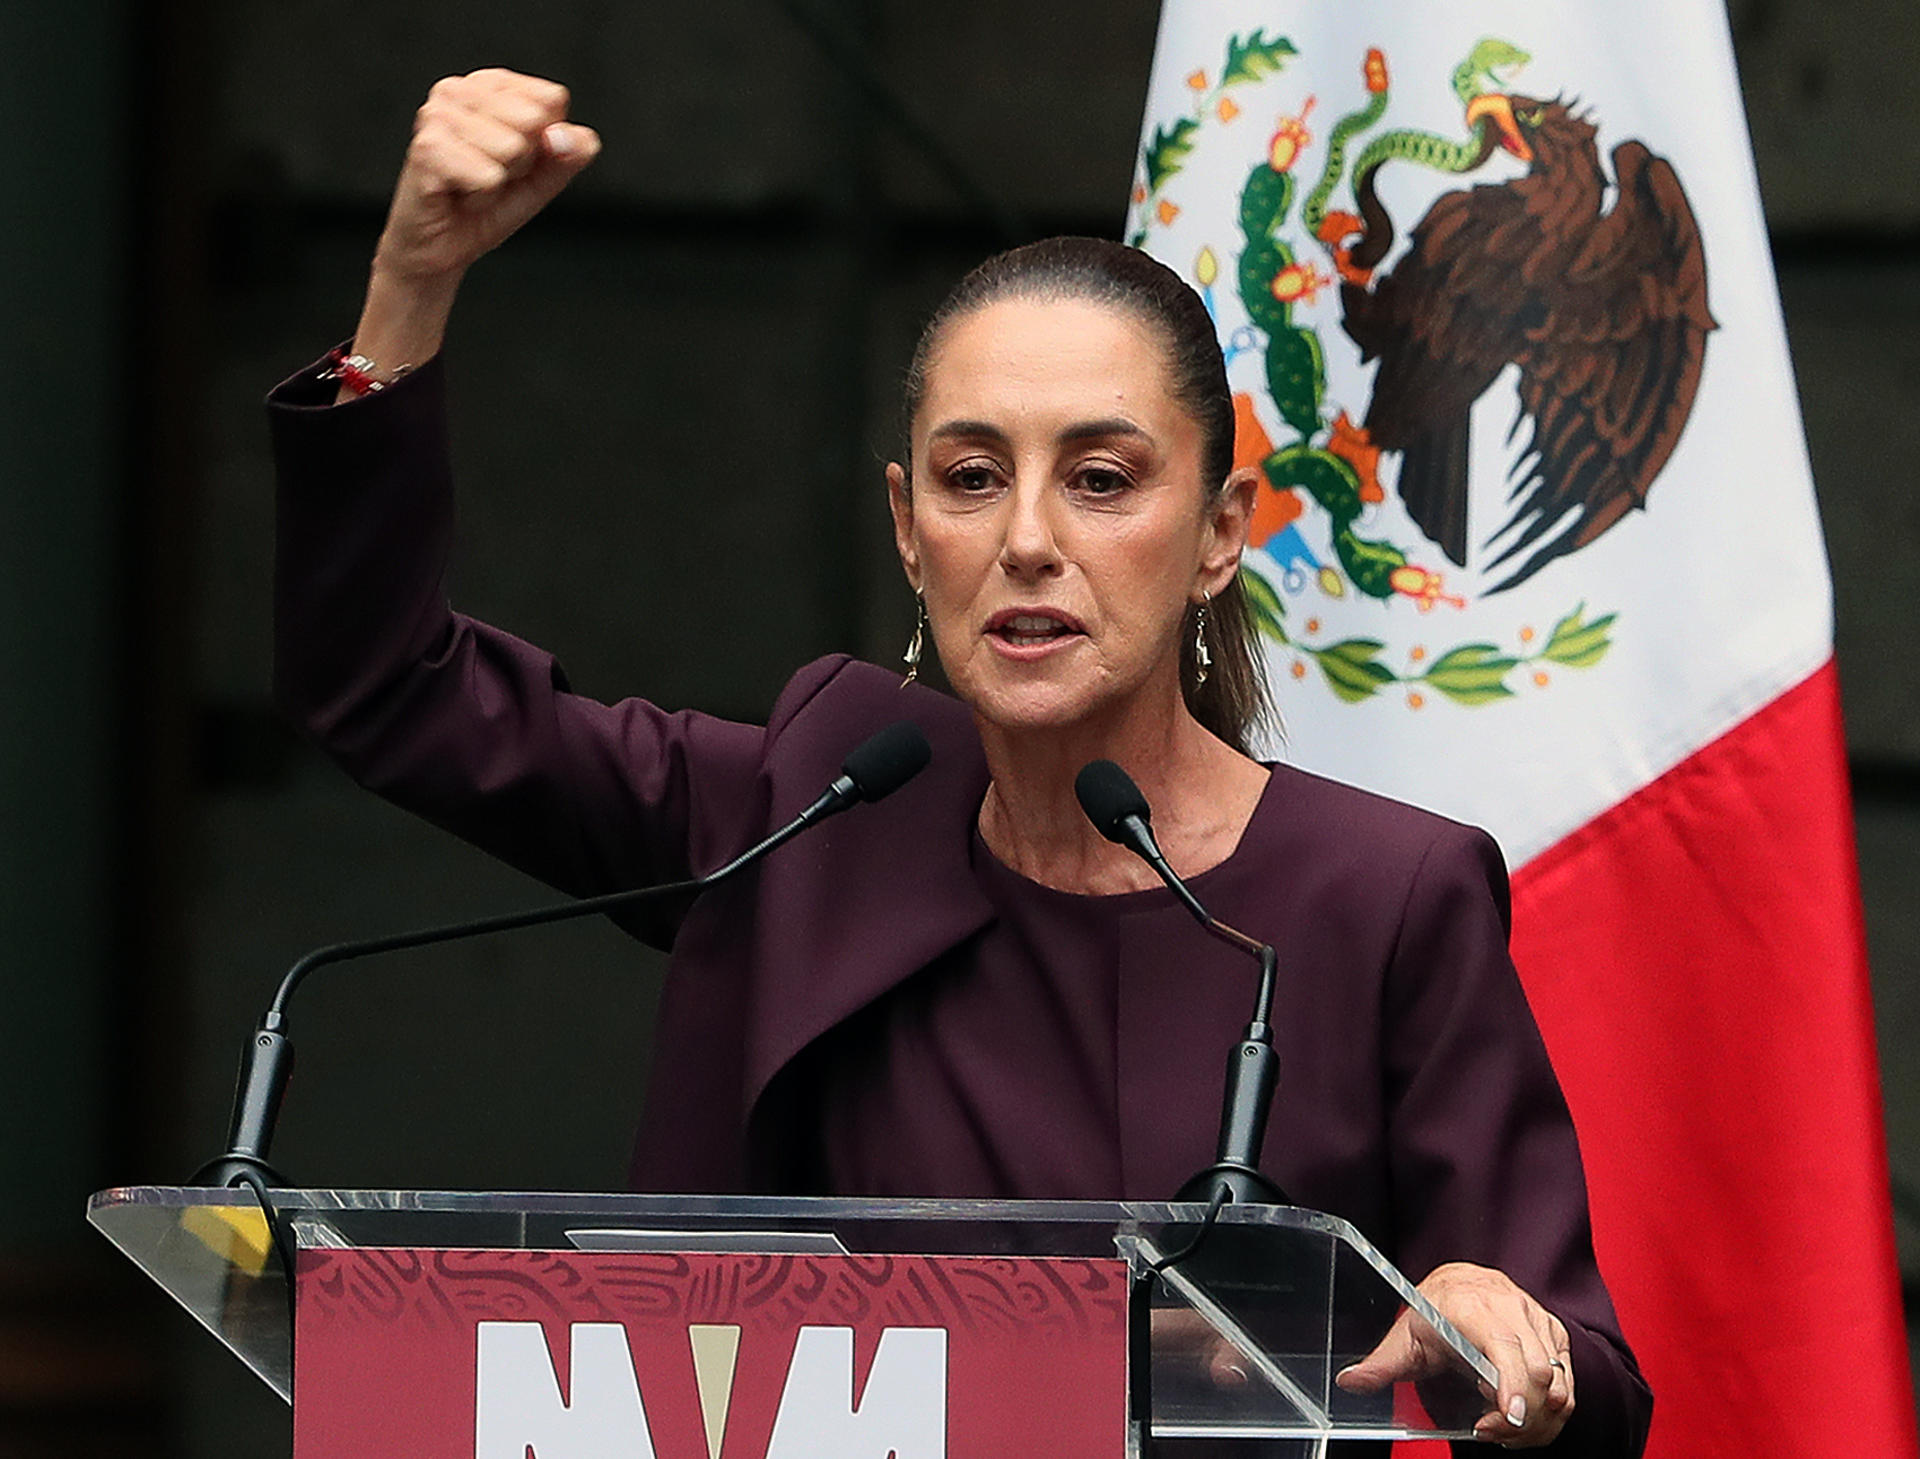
top-left (764, 1326), bottom-right (947, 1459)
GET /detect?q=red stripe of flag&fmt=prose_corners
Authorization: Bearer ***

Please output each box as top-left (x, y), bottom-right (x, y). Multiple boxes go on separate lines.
top-left (1513, 661), bottom-right (1913, 1456)
top-left (1395, 662), bottom-right (1912, 1455)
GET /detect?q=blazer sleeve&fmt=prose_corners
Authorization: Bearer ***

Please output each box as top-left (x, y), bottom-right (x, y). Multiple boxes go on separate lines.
top-left (1380, 824), bottom-right (1653, 1457)
top-left (267, 352), bottom-right (766, 945)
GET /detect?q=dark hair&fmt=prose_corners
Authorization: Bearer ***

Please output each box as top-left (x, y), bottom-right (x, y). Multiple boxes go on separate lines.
top-left (900, 236), bottom-right (1272, 752)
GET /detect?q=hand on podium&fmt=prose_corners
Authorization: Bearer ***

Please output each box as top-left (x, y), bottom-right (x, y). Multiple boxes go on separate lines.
top-left (1336, 1261), bottom-right (1575, 1448)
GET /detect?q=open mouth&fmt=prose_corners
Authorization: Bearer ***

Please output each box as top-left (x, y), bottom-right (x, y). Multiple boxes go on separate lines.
top-left (987, 610), bottom-right (1086, 649)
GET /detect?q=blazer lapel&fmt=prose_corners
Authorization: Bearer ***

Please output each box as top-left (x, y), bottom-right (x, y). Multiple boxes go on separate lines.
top-left (737, 670), bottom-right (995, 1121)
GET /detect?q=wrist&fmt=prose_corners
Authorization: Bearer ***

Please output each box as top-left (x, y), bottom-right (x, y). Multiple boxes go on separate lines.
top-left (322, 347), bottom-right (415, 397)
top-left (338, 262), bottom-right (460, 404)
top-left (365, 246), bottom-right (464, 303)
top-left (355, 260), bottom-right (462, 356)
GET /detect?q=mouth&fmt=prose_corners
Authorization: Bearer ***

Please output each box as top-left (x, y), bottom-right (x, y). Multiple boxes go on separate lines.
top-left (984, 608), bottom-right (1087, 651)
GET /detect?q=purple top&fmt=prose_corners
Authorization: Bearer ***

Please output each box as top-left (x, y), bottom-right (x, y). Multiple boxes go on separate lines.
top-left (267, 353), bottom-right (1651, 1454)
top-left (819, 830), bottom-right (1132, 1198)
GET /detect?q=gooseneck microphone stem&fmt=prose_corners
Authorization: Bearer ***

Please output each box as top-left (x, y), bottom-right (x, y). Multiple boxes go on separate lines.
top-left (1074, 759), bottom-right (1289, 1207)
top-left (1126, 826), bottom-right (1280, 1025)
top-left (200, 818), bottom-right (817, 1189)
top-left (196, 722), bottom-right (932, 1189)
top-left (264, 781), bottom-right (844, 1027)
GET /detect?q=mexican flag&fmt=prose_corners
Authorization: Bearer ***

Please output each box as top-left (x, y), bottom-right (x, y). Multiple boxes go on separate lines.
top-left (1125, 3), bottom-right (1914, 1455)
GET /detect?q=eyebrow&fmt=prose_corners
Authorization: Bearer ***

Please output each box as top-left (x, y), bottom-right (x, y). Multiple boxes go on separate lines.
top-left (926, 417), bottom-right (1152, 446)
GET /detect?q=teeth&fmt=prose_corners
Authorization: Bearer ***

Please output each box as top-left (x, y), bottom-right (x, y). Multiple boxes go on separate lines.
top-left (1007, 615), bottom-right (1068, 633)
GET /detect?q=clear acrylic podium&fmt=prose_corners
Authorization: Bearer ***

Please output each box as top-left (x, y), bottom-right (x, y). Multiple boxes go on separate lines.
top-left (89, 1186), bottom-right (1494, 1454)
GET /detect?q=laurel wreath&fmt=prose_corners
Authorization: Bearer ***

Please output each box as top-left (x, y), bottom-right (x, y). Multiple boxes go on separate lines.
top-left (1244, 575), bottom-right (1616, 705)
top-left (1133, 31), bottom-right (1297, 243)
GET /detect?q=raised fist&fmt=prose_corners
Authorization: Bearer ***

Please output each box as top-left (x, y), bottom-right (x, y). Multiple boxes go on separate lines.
top-left (373, 68), bottom-right (600, 285)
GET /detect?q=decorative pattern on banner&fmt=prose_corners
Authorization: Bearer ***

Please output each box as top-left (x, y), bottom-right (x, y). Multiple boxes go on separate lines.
top-left (299, 1246), bottom-right (1127, 1338)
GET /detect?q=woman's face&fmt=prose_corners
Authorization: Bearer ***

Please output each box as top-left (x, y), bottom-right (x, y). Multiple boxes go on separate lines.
top-left (889, 295), bottom-right (1253, 738)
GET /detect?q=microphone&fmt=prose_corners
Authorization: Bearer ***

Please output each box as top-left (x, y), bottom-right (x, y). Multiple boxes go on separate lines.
top-left (829, 718), bottom-right (933, 812)
top-left (1075, 759), bottom-right (1287, 1206)
top-left (195, 721), bottom-right (932, 1188)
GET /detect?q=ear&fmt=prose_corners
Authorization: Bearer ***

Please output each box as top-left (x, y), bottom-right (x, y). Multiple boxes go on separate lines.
top-left (887, 461), bottom-right (921, 590)
top-left (1197, 465), bottom-right (1259, 597)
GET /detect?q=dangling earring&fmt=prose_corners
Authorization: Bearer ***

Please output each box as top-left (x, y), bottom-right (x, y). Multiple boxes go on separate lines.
top-left (901, 592), bottom-right (927, 686)
top-left (1192, 592), bottom-right (1213, 690)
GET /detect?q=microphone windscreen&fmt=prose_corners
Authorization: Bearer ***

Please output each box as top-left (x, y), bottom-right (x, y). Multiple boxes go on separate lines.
top-left (1075, 759), bottom-right (1151, 843)
top-left (840, 721), bottom-right (933, 802)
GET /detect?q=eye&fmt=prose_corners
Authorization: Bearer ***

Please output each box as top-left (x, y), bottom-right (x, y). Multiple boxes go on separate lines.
top-left (1072, 463), bottom-right (1134, 496)
top-left (947, 461), bottom-right (1002, 494)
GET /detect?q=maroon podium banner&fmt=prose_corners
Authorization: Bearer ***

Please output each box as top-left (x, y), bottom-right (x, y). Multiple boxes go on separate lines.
top-left (293, 1248), bottom-right (1129, 1458)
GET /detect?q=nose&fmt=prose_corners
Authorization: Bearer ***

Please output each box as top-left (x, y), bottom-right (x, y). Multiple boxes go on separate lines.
top-left (998, 473), bottom-right (1064, 579)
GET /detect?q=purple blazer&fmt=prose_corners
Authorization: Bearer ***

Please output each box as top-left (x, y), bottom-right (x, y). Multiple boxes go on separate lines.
top-left (270, 355), bottom-right (1650, 1454)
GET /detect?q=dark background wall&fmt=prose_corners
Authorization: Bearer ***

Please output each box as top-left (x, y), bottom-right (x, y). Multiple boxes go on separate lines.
top-left (1, 0), bottom-right (1914, 1452)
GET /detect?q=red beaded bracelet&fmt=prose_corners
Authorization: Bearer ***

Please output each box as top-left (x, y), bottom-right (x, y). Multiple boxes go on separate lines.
top-left (323, 347), bottom-right (415, 396)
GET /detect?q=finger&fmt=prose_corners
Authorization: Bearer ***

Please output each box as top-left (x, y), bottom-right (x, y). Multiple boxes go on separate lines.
top-left (1334, 1308), bottom-right (1419, 1394)
top-left (467, 67), bottom-right (571, 120)
top-left (1477, 1329), bottom-right (1545, 1434)
top-left (539, 122), bottom-right (601, 172)
top-left (406, 131), bottom-right (519, 196)
top-left (1535, 1315), bottom-right (1573, 1417)
top-left (489, 130), bottom-right (599, 225)
top-left (1146, 1308), bottom-right (1214, 1350)
top-left (415, 75), bottom-right (569, 171)
top-left (1206, 1337), bottom-right (1252, 1390)
top-left (425, 106), bottom-right (546, 181)
top-left (1469, 1333), bottom-right (1570, 1448)
top-left (1145, 1309), bottom-right (1254, 1390)
top-left (447, 85), bottom-right (572, 145)
top-left (1470, 1374), bottom-right (1573, 1448)
top-left (1513, 1312), bottom-right (1574, 1431)
top-left (433, 69), bottom-right (572, 130)
top-left (1542, 1349), bottom-right (1575, 1417)
top-left (1514, 1320), bottom-right (1558, 1408)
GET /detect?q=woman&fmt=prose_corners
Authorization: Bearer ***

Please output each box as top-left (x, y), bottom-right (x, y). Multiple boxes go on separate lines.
top-left (269, 69), bottom-right (1650, 1453)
